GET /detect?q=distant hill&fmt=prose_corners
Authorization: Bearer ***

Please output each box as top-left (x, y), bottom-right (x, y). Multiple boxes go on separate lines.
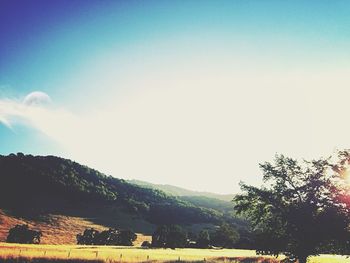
top-left (128, 179), bottom-right (234, 202)
top-left (0, 153), bottom-right (251, 245)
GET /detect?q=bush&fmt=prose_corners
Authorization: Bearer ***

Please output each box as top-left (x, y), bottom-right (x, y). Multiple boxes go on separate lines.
top-left (6, 224), bottom-right (42, 244)
top-left (77, 228), bottom-right (137, 246)
top-left (141, 240), bottom-right (151, 248)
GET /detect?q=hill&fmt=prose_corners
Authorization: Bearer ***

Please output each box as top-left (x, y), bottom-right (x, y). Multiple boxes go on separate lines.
top-left (0, 209), bottom-right (151, 245)
top-left (0, 153), bottom-right (253, 244)
top-left (127, 180), bottom-right (251, 245)
top-left (128, 179), bottom-right (234, 201)
top-left (0, 153), bottom-right (249, 244)
top-left (128, 180), bottom-right (236, 215)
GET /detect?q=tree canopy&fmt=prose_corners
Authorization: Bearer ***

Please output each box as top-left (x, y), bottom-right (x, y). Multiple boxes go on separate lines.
top-left (152, 225), bottom-right (188, 249)
top-left (6, 224), bottom-right (42, 244)
top-left (234, 151), bottom-right (350, 263)
top-left (210, 223), bottom-right (240, 248)
top-left (77, 228), bottom-right (137, 246)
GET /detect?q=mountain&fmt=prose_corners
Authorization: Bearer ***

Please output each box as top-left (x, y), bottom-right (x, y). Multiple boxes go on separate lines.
top-left (0, 153), bottom-right (251, 244)
top-left (128, 179), bottom-right (234, 202)
top-left (127, 180), bottom-right (236, 215)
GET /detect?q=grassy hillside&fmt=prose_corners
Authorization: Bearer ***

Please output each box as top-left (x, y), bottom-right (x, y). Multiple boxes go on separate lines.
top-left (0, 209), bottom-right (152, 245)
top-left (0, 153), bottom-right (248, 244)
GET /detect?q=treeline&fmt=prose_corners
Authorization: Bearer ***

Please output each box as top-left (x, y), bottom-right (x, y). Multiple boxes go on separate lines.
top-left (0, 153), bottom-right (221, 225)
top-left (6, 223), bottom-right (240, 249)
top-left (77, 228), bottom-right (136, 246)
top-left (151, 223), bottom-right (240, 249)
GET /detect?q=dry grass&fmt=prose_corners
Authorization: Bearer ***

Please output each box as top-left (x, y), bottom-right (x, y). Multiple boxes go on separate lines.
top-left (0, 209), bottom-right (151, 246)
top-left (0, 243), bottom-right (282, 262)
top-left (0, 209), bottom-right (107, 245)
top-left (0, 243), bottom-right (349, 263)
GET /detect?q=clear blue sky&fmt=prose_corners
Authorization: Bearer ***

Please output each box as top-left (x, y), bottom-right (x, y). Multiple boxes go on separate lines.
top-left (1, 0), bottom-right (350, 193)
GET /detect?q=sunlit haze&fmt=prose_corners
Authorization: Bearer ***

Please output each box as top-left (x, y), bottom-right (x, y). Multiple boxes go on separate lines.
top-left (1, 1), bottom-right (350, 194)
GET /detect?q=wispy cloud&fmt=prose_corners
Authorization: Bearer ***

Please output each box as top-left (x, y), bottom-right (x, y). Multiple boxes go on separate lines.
top-left (0, 91), bottom-right (78, 142)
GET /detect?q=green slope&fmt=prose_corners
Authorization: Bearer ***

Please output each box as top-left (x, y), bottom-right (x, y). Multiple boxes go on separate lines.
top-left (0, 153), bottom-right (222, 231)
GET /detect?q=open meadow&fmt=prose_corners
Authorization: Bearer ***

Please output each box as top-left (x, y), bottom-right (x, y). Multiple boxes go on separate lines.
top-left (0, 243), bottom-right (349, 263)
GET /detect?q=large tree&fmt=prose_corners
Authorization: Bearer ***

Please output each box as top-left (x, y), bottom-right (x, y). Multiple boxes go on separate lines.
top-left (210, 223), bottom-right (240, 248)
top-left (152, 225), bottom-right (187, 248)
top-left (7, 224), bottom-right (42, 244)
top-left (234, 151), bottom-right (350, 263)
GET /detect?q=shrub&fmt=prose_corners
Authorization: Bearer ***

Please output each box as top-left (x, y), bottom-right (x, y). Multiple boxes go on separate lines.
top-left (6, 224), bottom-right (42, 244)
top-left (77, 228), bottom-right (137, 246)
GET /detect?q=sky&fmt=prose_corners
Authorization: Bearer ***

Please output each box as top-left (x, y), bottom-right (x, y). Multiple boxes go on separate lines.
top-left (1, 0), bottom-right (350, 194)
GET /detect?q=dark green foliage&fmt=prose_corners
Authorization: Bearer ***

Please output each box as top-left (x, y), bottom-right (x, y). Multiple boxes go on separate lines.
top-left (0, 153), bottom-right (219, 226)
top-left (118, 229), bottom-right (137, 246)
top-left (210, 223), bottom-right (240, 248)
top-left (141, 240), bottom-right (151, 247)
top-left (6, 224), bottom-right (42, 244)
top-left (234, 152), bottom-right (350, 263)
top-left (76, 228), bottom-right (99, 245)
top-left (152, 225), bottom-right (187, 248)
top-left (76, 228), bottom-right (136, 246)
top-left (180, 196), bottom-right (235, 213)
top-left (166, 225), bottom-right (188, 249)
top-left (151, 225), bottom-right (169, 248)
top-left (196, 230), bottom-right (210, 248)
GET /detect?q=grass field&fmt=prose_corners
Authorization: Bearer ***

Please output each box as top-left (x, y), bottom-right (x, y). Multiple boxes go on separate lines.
top-left (0, 243), bottom-right (350, 263)
top-left (0, 209), bottom-right (152, 246)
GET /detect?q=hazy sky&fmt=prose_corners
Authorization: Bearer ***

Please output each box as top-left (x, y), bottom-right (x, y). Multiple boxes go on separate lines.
top-left (1, 0), bottom-right (350, 194)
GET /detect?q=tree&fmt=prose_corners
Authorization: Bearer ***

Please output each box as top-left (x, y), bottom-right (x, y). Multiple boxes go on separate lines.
top-left (152, 225), bottom-right (169, 248)
top-left (77, 228), bottom-right (137, 246)
top-left (118, 229), bottom-right (137, 246)
top-left (210, 223), bottom-right (239, 248)
top-left (234, 152), bottom-right (350, 263)
top-left (152, 225), bottom-right (187, 248)
top-left (166, 225), bottom-right (187, 249)
top-left (196, 230), bottom-right (210, 248)
top-left (6, 224), bottom-right (42, 244)
top-left (77, 228), bottom-right (99, 245)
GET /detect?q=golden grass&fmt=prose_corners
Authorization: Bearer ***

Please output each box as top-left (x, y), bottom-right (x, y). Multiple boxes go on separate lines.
top-left (0, 209), bottom-right (107, 244)
top-left (0, 209), bottom-right (151, 246)
top-left (0, 242), bottom-right (277, 262)
top-left (0, 243), bottom-right (349, 262)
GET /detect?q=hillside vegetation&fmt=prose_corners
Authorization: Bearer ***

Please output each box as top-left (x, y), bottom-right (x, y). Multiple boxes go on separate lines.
top-left (0, 154), bottom-right (219, 224)
top-left (0, 153), bottom-right (248, 244)
top-left (128, 180), bottom-right (234, 202)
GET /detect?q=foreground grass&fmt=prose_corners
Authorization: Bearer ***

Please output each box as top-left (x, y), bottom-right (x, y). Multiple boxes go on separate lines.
top-left (0, 243), bottom-right (349, 263)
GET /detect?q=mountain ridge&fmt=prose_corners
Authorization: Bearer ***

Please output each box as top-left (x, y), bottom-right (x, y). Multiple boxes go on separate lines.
top-left (128, 179), bottom-right (234, 202)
